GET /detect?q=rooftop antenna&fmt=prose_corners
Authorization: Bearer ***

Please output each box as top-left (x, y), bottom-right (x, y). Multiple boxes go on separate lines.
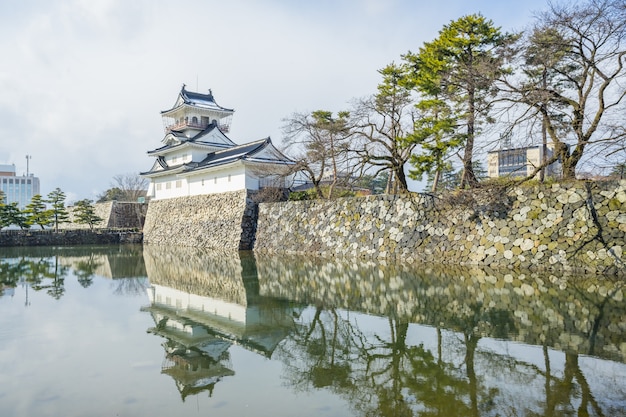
top-left (25, 154), bottom-right (31, 176)
top-left (196, 74), bottom-right (198, 92)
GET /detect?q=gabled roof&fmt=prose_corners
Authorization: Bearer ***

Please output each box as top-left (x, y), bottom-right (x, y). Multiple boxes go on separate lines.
top-left (141, 138), bottom-right (294, 177)
top-left (161, 85), bottom-right (234, 115)
top-left (179, 138), bottom-right (294, 175)
top-left (147, 123), bottom-right (236, 156)
top-left (140, 157), bottom-right (187, 177)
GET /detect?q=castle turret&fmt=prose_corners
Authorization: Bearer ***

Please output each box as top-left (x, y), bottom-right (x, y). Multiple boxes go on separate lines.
top-left (160, 84), bottom-right (234, 136)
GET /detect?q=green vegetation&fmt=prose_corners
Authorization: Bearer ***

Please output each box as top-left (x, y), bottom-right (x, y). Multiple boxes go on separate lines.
top-left (404, 13), bottom-right (515, 189)
top-left (24, 194), bottom-right (53, 229)
top-left (73, 199), bottom-right (103, 230)
top-left (47, 188), bottom-right (70, 232)
top-left (0, 188), bottom-right (101, 231)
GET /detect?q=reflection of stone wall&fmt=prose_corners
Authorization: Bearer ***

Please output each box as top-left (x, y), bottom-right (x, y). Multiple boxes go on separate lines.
top-left (255, 181), bottom-right (626, 274)
top-left (142, 191), bottom-right (257, 250)
top-left (256, 255), bottom-right (626, 363)
top-left (143, 244), bottom-right (249, 305)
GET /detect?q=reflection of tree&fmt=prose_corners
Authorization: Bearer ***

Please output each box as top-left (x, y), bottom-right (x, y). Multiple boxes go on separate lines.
top-left (524, 347), bottom-right (615, 417)
top-left (0, 258), bottom-right (30, 288)
top-left (352, 317), bottom-right (491, 417)
top-left (111, 277), bottom-right (149, 296)
top-left (25, 256), bottom-right (68, 300)
top-left (0, 245), bottom-right (147, 300)
top-left (74, 254), bottom-right (102, 288)
top-left (279, 307), bottom-right (355, 393)
top-left (277, 307), bottom-right (499, 417)
top-left (445, 303), bottom-right (515, 417)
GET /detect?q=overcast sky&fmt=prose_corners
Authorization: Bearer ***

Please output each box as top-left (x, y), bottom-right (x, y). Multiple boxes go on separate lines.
top-left (0, 0), bottom-right (550, 201)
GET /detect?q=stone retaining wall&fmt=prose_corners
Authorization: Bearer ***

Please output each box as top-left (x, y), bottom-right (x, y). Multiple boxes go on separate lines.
top-left (142, 190), bottom-right (257, 250)
top-left (255, 180), bottom-right (626, 275)
top-left (66, 201), bottom-right (147, 229)
top-left (0, 229), bottom-right (142, 246)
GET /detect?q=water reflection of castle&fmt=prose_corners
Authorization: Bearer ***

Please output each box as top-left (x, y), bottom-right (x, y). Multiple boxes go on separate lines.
top-left (141, 245), bottom-right (301, 400)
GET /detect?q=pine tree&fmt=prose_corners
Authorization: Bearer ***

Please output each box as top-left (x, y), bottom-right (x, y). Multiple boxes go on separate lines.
top-left (404, 14), bottom-right (515, 188)
top-left (1, 202), bottom-right (29, 230)
top-left (73, 199), bottom-right (102, 230)
top-left (47, 188), bottom-right (70, 232)
top-left (24, 194), bottom-right (53, 229)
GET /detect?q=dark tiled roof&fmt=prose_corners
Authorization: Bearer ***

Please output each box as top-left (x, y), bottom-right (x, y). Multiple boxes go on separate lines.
top-left (142, 138), bottom-right (294, 176)
top-left (161, 85), bottom-right (234, 114)
top-left (147, 124), bottom-right (234, 155)
top-left (184, 138), bottom-right (293, 172)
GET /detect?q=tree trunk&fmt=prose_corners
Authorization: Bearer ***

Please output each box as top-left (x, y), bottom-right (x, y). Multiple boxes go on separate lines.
top-left (460, 88), bottom-right (478, 188)
top-left (540, 69), bottom-right (548, 182)
top-left (558, 142), bottom-right (579, 180)
top-left (431, 169), bottom-right (441, 192)
top-left (394, 166), bottom-right (408, 193)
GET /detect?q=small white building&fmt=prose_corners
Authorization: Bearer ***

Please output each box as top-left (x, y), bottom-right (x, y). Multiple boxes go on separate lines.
top-left (142, 85), bottom-right (294, 200)
top-left (487, 144), bottom-right (561, 179)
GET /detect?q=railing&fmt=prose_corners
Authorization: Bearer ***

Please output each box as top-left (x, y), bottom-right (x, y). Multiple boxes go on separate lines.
top-left (165, 121), bottom-right (230, 133)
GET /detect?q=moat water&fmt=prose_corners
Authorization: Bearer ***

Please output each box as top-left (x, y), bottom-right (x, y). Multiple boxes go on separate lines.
top-left (0, 244), bottom-right (624, 417)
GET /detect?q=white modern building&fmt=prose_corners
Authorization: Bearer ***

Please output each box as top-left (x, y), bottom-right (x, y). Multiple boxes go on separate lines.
top-left (141, 85), bottom-right (294, 200)
top-left (0, 164), bottom-right (40, 208)
top-left (487, 144), bottom-right (561, 179)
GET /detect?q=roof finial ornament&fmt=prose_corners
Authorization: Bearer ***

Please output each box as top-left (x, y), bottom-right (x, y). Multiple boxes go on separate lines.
top-left (182, 83), bottom-right (186, 91)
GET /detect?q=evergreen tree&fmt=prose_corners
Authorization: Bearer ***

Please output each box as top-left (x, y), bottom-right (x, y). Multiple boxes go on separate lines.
top-left (47, 188), bottom-right (70, 232)
top-left (1, 202), bottom-right (29, 230)
top-left (24, 194), bottom-right (53, 229)
top-left (404, 14), bottom-right (516, 188)
top-left (0, 191), bottom-right (8, 230)
top-left (73, 199), bottom-right (103, 230)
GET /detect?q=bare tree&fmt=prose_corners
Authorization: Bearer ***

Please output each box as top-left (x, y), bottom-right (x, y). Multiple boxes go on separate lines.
top-left (351, 63), bottom-right (418, 193)
top-left (502, 0), bottom-right (626, 179)
top-left (98, 173), bottom-right (149, 202)
top-left (282, 110), bottom-right (353, 199)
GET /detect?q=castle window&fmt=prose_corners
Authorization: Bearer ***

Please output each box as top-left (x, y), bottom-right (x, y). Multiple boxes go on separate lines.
top-left (192, 116), bottom-right (198, 124)
top-left (175, 180), bottom-right (182, 188)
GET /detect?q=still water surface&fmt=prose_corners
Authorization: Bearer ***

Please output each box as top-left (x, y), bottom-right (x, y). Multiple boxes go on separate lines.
top-left (0, 244), bottom-right (624, 416)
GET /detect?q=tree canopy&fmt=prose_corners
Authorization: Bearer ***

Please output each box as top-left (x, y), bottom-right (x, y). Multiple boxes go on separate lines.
top-left (404, 13), bottom-right (516, 188)
top-left (47, 188), bottom-right (70, 232)
top-left (73, 199), bottom-right (103, 230)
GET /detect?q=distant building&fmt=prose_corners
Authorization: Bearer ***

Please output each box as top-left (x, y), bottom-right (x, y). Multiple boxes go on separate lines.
top-left (487, 144), bottom-right (561, 179)
top-left (0, 164), bottom-right (40, 208)
top-left (141, 85), bottom-right (295, 200)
